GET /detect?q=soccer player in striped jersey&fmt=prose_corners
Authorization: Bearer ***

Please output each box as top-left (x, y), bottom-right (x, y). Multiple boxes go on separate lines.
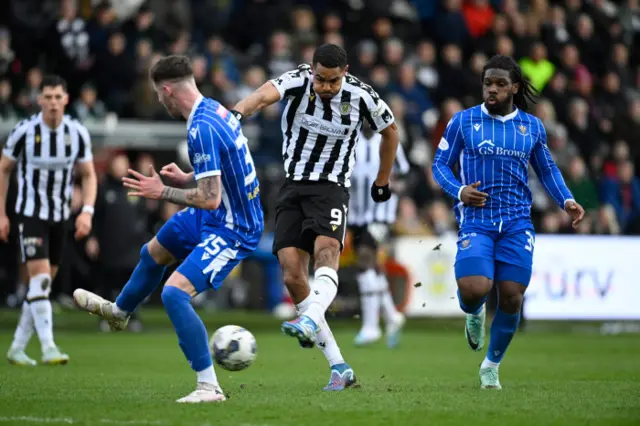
top-left (432, 55), bottom-right (585, 389)
top-left (0, 75), bottom-right (97, 367)
top-left (232, 44), bottom-right (399, 391)
top-left (73, 55), bottom-right (264, 403)
top-left (349, 123), bottom-right (410, 348)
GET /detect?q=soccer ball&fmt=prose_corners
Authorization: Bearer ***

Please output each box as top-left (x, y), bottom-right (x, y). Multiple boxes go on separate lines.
top-left (210, 325), bottom-right (257, 371)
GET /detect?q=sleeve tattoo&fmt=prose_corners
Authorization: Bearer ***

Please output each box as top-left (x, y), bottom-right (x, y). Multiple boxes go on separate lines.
top-left (161, 176), bottom-right (220, 209)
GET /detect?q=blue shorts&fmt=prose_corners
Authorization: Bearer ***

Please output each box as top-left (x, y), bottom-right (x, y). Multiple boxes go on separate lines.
top-left (454, 219), bottom-right (535, 286)
top-left (156, 207), bottom-right (260, 294)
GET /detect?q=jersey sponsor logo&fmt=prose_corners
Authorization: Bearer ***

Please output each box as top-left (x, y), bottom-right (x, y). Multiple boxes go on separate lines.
top-left (215, 103), bottom-right (228, 118)
top-left (438, 138), bottom-right (449, 151)
top-left (192, 153), bottom-right (212, 165)
top-left (477, 140), bottom-right (527, 159)
top-left (300, 115), bottom-right (349, 137)
top-left (371, 102), bottom-right (385, 118)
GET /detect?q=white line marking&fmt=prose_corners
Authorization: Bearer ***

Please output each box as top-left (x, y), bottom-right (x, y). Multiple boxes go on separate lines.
top-left (0, 417), bottom-right (165, 425)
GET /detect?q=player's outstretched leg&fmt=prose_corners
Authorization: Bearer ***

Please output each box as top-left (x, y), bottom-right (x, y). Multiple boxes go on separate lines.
top-left (74, 240), bottom-right (170, 331)
top-left (378, 273), bottom-right (405, 349)
top-left (479, 277), bottom-right (526, 390)
top-left (161, 274), bottom-right (225, 403)
top-left (7, 301), bottom-right (37, 366)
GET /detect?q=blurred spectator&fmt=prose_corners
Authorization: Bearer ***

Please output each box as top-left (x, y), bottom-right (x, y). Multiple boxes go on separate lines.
top-left (462, 0), bottom-right (495, 39)
top-left (391, 63), bottom-right (432, 127)
top-left (95, 32), bottom-right (136, 116)
top-left (0, 79), bottom-right (17, 122)
top-left (520, 42), bottom-right (555, 92)
top-left (72, 83), bottom-right (107, 123)
top-left (433, 0), bottom-right (468, 46)
top-left (566, 157), bottom-right (599, 213)
top-left (601, 160), bottom-right (640, 234)
top-left (15, 67), bottom-right (43, 117)
top-left (413, 40), bottom-right (439, 94)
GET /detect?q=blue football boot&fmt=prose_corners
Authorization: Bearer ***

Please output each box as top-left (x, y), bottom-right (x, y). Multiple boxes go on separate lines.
top-left (323, 363), bottom-right (359, 391)
top-left (281, 315), bottom-right (319, 348)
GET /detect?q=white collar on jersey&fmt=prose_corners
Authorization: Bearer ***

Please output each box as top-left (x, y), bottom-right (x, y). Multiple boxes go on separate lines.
top-left (186, 94), bottom-right (204, 129)
top-left (481, 103), bottom-right (519, 122)
top-left (37, 112), bottom-right (65, 132)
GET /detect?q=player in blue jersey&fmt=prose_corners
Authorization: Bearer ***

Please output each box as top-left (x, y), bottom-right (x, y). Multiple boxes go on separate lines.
top-left (73, 55), bottom-right (264, 403)
top-left (432, 55), bottom-right (585, 389)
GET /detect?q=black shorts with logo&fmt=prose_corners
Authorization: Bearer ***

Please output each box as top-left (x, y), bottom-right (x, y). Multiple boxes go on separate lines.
top-left (17, 215), bottom-right (69, 266)
top-left (273, 179), bottom-right (349, 255)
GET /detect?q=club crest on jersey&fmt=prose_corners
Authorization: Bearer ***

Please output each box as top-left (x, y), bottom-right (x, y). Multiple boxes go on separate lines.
top-left (35, 134), bottom-right (40, 143)
top-left (340, 102), bottom-right (352, 115)
top-left (438, 138), bottom-right (449, 151)
top-left (518, 125), bottom-right (528, 136)
top-left (460, 239), bottom-right (471, 249)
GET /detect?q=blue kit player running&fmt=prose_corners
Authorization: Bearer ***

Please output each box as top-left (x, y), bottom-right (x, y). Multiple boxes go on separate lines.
top-left (432, 55), bottom-right (585, 389)
top-left (73, 55), bottom-right (264, 403)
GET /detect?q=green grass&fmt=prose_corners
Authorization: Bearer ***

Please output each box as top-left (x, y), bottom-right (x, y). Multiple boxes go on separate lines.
top-left (0, 311), bottom-right (639, 426)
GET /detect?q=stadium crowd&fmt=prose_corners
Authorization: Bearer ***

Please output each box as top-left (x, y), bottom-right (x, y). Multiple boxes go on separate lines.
top-left (0, 0), bottom-right (639, 309)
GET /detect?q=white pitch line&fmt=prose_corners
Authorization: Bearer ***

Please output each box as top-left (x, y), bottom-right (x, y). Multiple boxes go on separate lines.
top-left (0, 417), bottom-right (165, 425)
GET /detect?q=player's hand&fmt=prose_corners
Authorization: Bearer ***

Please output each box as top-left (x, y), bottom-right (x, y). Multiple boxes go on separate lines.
top-left (0, 215), bottom-right (10, 242)
top-left (123, 166), bottom-right (165, 200)
top-left (160, 162), bottom-right (193, 186)
top-left (371, 179), bottom-right (392, 203)
top-left (74, 212), bottom-right (92, 240)
top-left (565, 200), bottom-right (585, 228)
top-left (460, 181), bottom-right (488, 207)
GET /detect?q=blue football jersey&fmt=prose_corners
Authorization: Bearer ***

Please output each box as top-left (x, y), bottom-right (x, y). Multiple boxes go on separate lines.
top-left (432, 104), bottom-right (574, 228)
top-left (186, 96), bottom-right (264, 239)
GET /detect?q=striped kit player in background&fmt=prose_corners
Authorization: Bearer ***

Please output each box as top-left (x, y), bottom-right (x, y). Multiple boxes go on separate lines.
top-left (233, 44), bottom-right (400, 391)
top-left (0, 75), bottom-right (97, 366)
top-left (348, 122), bottom-right (410, 348)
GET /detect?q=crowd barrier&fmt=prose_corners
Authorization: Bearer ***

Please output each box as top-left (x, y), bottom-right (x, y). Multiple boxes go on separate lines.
top-left (394, 235), bottom-right (640, 320)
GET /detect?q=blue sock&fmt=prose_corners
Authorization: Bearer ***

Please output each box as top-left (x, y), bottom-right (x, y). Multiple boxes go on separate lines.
top-left (161, 286), bottom-right (213, 372)
top-left (487, 308), bottom-right (521, 363)
top-left (115, 244), bottom-right (166, 313)
top-left (457, 289), bottom-right (486, 315)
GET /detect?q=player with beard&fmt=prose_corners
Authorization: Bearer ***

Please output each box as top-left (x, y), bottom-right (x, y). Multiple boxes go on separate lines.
top-left (431, 55), bottom-right (585, 389)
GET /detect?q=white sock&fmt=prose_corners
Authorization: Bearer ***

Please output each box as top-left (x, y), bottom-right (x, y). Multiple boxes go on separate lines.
top-left (378, 273), bottom-right (400, 324)
top-left (112, 303), bottom-right (128, 318)
top-left (481, 358), bottom-right (500, 370)
top-left (357, 269), bottom-right (380, 333)
top-left (196, 365), bottom-right (218, 386)
top-left (302, 267), bottom-right (339, 326)
top-left (296, 298), bottom-right (345, 367)
top-left (26, 273), bottom-right (55, 351)
top-left (11, 301), bottom-right (35, 351)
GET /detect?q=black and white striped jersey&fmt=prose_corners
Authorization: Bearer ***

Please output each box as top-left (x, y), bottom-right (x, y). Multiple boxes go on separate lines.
top-left (2, 113), bottom-right (93, 222)
top-left (349, 131), bottom-right (410, 226)
top-left (270, 64), bottom-right (395, 187)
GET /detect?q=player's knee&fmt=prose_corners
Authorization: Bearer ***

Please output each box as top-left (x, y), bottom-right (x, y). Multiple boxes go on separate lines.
top-left (498, 292), bottom-right (523, 314)
top-left (457, 276), bottom-right (492, 301)
top-left (146, 238), bottom-right (175, 266)
top-left (314, 237), bottom-right (341, 269)
top-left (356, 246), bottom-right (376, 271)
top-left (26, 273), bottom-right (52, 302)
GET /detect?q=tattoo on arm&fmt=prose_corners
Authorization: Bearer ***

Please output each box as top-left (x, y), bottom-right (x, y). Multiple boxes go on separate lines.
top-left (161, 176), bottom-right (220, 209)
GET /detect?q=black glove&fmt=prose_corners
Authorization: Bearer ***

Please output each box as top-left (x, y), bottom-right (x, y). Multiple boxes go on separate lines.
top-left (371, 182), bottom-right (391, 203)
top-left (230, 109), bottom-right (243, 121)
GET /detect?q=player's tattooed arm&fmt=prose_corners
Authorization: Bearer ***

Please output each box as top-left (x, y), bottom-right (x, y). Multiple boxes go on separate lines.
top-left (161, 175), bottom-right (222, 210)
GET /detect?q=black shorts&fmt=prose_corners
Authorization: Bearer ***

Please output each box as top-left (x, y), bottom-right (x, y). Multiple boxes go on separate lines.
top-left (17, 215), bottom-right (68, 266)
top-left (349, 225), bottom-right (379, 250)
top-left (273, 179), bottom-right (349, 255)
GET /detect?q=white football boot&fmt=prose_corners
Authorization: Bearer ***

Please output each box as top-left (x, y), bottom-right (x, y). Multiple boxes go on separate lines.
top-left (73, 289), bottom-right (129, 331)
top-left (176, 383), bottom-right (226, 403)
top-left (41, 346), bottom-right (70, 365)
top-left (7, 348), bottom-right (37, 366)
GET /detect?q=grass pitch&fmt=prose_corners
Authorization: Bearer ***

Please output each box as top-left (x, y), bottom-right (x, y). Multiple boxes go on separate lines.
top-left (0, 311), bottom-right (639, 426)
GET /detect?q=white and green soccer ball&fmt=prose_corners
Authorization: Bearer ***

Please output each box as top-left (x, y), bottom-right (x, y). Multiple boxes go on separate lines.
top-left (210, 325), bottom-right (257, 371)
